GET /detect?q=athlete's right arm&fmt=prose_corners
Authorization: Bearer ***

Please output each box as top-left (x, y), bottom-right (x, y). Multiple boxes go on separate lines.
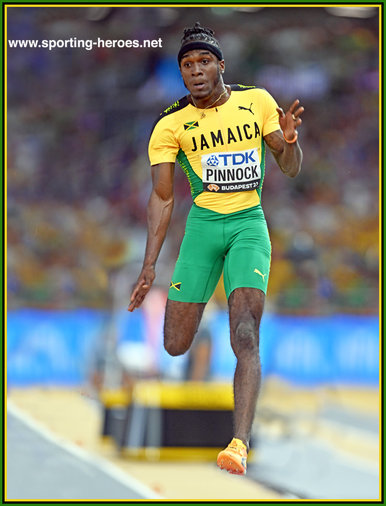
top-left (128, 162), bottom-right (175, 312)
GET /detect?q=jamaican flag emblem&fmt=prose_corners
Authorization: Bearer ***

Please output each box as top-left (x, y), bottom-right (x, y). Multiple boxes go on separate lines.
top-left (184, 121), bottom-right (199, 131)
top-left (170, 281), bottom-right (182, 291)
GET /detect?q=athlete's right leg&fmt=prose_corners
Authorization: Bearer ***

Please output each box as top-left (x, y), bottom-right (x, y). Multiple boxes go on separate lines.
top-left (164, 300), bottom-right (206, 356)
top-left (163, 206), bottom-right (224, 356)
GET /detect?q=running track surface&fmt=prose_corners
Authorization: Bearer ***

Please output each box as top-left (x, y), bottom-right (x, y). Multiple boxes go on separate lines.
top-left (6, 407), bottom-right (160, 500)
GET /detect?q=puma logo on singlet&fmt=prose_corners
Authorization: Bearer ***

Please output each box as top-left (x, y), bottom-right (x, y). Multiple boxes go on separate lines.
top-left (238, 103), bottom-right (254, 115)
top-left (254, 268), bottom-right (266, 281)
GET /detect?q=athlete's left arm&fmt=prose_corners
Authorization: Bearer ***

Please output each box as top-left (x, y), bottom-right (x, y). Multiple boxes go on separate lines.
top-left (264, 99), bottom-right (304, 178)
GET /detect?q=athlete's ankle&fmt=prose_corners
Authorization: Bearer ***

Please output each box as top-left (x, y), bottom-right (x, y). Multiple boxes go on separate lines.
top-left (233, 437), bottom-right (249, 453)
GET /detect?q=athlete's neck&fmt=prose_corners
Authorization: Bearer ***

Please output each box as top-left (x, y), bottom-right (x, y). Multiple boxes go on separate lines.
top-left (191, 84), bottom-right (230, 110)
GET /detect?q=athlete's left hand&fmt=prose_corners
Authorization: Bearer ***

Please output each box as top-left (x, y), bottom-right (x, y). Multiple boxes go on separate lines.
top-left (276, 99), bottom-right (304, 142)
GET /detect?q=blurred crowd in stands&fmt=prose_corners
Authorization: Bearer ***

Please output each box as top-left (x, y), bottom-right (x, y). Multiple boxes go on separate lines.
top-left (7, 6), bottom-right (379, 314)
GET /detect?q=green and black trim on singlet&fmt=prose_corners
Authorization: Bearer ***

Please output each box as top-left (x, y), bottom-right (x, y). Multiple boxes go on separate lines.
top-left (149, 95), bottom-right (191, 137)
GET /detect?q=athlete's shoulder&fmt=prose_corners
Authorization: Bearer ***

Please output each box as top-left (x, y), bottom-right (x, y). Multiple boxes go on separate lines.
top-left (151, 95), bottom-right (190, 133)
top-left (230, 84), bottom-right (277, 108)
top-left (230, 84), bottom-right (264, 91)
top-left (230, 84), bottom-right (271, 95)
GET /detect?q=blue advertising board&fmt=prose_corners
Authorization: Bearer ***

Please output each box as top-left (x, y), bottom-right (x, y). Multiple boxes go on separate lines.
top-left (6, 309), bottom-right (379, 386)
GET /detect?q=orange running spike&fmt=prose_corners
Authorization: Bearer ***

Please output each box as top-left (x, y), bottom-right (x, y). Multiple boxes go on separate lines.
top-left (217, 438), bottom-right (248, 475)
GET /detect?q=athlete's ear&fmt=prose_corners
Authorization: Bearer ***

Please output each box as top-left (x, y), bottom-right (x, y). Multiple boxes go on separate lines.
top-left (219, 60), bottom-right (225, 74)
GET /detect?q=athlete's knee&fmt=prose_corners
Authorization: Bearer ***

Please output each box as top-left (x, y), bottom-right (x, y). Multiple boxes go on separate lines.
top-left (163, 339), bottom-right (189, 357)
top-left (163, 300), bottom-right (205, 356)
top-left (232, 320), bottom-right (259, 356)
top-left (164, 329), bottom-right (191, 357)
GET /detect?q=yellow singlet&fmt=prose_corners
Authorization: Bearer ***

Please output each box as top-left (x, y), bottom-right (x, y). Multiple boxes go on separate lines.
top-left (148, 85), bottom-right (280, 215)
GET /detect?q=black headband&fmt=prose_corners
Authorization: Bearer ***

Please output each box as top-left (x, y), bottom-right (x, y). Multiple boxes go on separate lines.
top-left (178, 41), bottom-right (223, 65)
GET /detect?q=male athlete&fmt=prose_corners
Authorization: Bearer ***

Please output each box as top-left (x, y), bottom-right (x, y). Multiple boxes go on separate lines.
top-left (129, 22), bottom-right (304, 475)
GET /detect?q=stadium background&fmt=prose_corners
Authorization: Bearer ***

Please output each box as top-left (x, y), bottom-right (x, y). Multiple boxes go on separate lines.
top-left (6, 5), bottom-right (380, 500)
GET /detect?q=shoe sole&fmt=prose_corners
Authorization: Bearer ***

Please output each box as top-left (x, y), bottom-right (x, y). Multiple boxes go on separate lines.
top-left (217, 454), bottom-right (246, 475)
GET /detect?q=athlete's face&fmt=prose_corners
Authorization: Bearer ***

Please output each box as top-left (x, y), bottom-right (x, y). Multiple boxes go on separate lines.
top-left (179, 50), bottom-right (225, 100)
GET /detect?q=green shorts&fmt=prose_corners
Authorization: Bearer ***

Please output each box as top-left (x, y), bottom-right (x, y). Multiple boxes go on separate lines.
top-left (168, 204), bottom-right (271, 303)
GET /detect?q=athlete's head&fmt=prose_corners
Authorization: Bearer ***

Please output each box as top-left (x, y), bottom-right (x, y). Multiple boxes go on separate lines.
top-left (178, 22), bottom-right (223, 65)
top-left (178, 22), bottom-right (225, 99)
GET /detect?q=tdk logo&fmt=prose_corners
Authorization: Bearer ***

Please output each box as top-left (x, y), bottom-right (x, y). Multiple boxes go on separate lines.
top-left (206, 155), bottom-right (220, 167)
top-left (215, 150), bottom-right (256, 166)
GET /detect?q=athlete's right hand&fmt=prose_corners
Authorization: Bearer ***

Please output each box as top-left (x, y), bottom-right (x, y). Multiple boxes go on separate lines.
top-left (128, 266), bottom-right (155, 312)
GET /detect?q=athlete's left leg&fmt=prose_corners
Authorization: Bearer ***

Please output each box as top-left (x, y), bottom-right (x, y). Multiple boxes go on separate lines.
top-left (217, 287), bottom-right (264, 474)
top-left (217, 208), bottom-right (270, 473)
top-left (228, 287), bottom-right (265, 449)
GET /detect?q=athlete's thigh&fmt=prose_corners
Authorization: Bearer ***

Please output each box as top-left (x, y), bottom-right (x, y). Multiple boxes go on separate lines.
top-left (164, 299), bottom-right (206, 355)
top-left (223, 210), bottom-right (271, 299)
top-left (168, 209), bottom-right (225, 303)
